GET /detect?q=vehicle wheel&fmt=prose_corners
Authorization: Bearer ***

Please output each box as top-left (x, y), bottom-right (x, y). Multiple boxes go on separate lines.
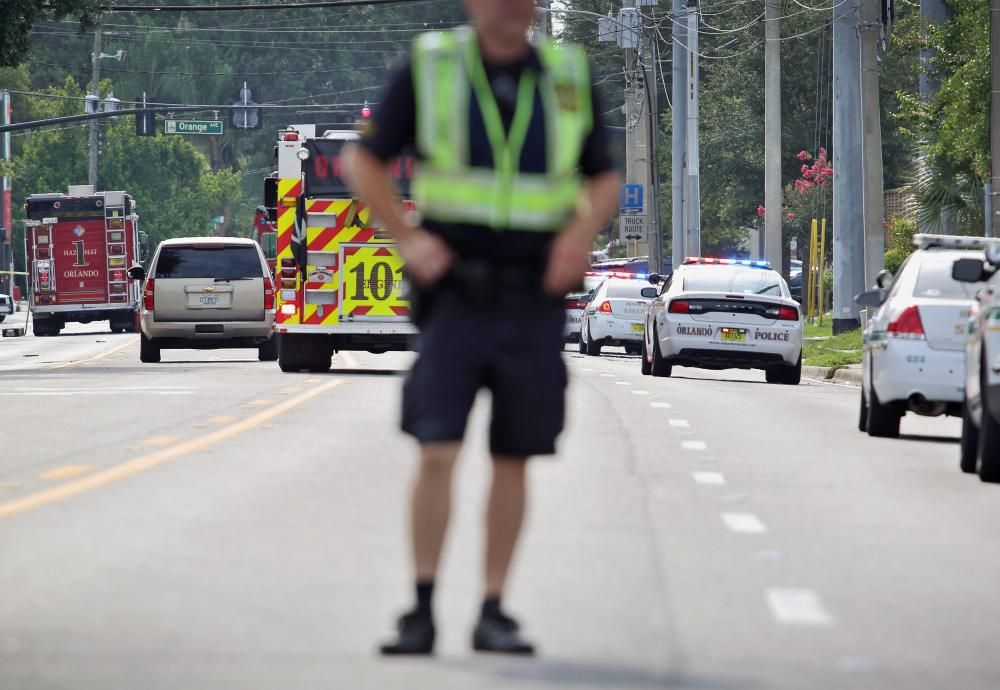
top-left (781, 357), bottom-right (802, 385)
top-left (625, 343), bottom-right (641, 356)
top-left (258, 336), bottom-right (278, 362)
top-left (650, 327), bottom-right (671, 378)
top-left (858, 391), bottom-right (869, 432)
top-left (139, 332), bottom-right (161, 363)
top-left (640, 336), bottom-right (652, 376)
top-left (278, 334), bottom-right (303, 372)
top-left (32, 319), bottom-right (54, 337)
top-left (866, 384), bottom-right (902, 438)
top-left (586, 330), bottom-right (601, 357)
top-left (577, 331), bottom-right (586, 354)
top-left (977, 367), bottom-right (1000, 482)
top-left (0, 315), bottom-right (5, 323)
top-left (959, 403), bottom-right (979, 474)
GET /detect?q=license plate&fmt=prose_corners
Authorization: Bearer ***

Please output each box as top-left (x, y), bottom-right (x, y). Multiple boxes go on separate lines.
top-left (188, 293), bottom-right (230, 308)
top-left (631, 322), bottom-right (645, 334)
top-left (720, 328), bottom-right (745, 342)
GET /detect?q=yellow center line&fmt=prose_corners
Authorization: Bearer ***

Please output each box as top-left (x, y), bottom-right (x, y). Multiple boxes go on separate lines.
top-left (41, 338), bottom-right (135, 371)
top-left (241, 399), bottom-right (273, 408)
top-left (0, 379), bottom-right (345, 520)
top-left (207, 416), bottom-right (235, 425)
top-left (143, 435), bottom-right (178, 447)
top-left (39, 465), bottom-right (93, 481)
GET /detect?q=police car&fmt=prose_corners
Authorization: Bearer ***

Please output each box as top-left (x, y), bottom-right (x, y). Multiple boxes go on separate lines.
top-left (856, 234), bottom-right (994, 439)
top-left (579, 275), bottom-right (654, 356)
top-left (564, 272), bottom-right (615, 342)
top-left (951, 242), bottom-right (1000, 481)
top-left (641, 258), bottom-right (802, 383)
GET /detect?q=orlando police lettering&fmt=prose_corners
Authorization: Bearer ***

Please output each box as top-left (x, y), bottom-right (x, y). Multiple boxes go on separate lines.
top-left (754, 331), bottom-right (790, 341)
top-left (677, 325), bottom-right (713, 336)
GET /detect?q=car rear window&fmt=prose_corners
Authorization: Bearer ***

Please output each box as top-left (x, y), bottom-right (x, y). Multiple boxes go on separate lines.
top-left (154, 245), bottom-right (264, 279)
top-left (606, 281), bottom-right (651, 298)
top-left (914, 259), bottom-right (981, 299)
top-left (683, 267), bottom-right (783, 296)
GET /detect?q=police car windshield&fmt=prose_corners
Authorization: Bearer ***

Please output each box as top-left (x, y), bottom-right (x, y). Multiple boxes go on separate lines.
top-left (683, 267), bottom-right (783, 296)
top-left (155, 246), bottom-right (264, 280)
top-left (605, 280), bottom-right (652, 298)
top-left (914, 258), bottom-right (982, 299)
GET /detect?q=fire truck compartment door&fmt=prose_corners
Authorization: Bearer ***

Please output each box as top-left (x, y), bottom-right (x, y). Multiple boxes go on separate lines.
top-left (339, 244), bottom-right (409, 321)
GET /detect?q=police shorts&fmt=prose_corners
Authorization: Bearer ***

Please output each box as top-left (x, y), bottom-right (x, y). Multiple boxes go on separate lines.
top-left (401, 291), bottom-right (567, 457)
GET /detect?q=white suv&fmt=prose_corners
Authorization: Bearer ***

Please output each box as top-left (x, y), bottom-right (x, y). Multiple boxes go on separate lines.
top-left (129, 237), bottom-right (276, 364)
top-left (856, 234), bottom-right (995, 438)
top-left (951, 243), bottom-right (1000, 481)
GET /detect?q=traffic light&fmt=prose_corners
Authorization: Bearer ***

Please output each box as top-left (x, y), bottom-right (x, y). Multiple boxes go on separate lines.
top-left (232, 83), bottom-right (261, 130)
top-left (135, 109), bottom-right (156, 136)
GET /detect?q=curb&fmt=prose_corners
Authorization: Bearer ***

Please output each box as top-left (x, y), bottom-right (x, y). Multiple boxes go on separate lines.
top-left (803, 364), bottom-right (862, 387)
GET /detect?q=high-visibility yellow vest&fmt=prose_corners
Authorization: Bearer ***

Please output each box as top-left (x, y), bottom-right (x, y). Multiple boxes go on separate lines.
top-left (411, 27), bottom-right (592, 232)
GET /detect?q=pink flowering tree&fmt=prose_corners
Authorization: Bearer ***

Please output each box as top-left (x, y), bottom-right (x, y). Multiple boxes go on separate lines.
top-left (783, 147), bottom-right (834, 253)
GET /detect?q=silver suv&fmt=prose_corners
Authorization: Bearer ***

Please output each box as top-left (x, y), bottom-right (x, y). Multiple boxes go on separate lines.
top-left (129, 237), bottom-right (276, 363)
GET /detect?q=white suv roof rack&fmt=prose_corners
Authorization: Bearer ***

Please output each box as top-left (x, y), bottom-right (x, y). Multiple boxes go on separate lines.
top-left (913, 233), bottom-right (1000, 250)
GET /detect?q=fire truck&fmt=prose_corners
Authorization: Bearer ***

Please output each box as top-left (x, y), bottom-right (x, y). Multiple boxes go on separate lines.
top-left (250, 175), bottom-right (278, 276)
top-left (273, 125), bottom-right (416, 372)
top-left (25, 186), bottom-right (145, 336)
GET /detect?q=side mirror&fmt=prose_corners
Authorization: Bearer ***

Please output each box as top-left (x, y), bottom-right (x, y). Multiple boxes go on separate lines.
top-left (855, 289), bottom-right (886, 308)
top-left (127, 265), bottom-right (147, 281)
top-left (874, 269), bottom-right (893, 289)
top-left (952, 258), bottom-right (986, 283)
top-left (647, 273), bottom-right (662, 285)
top-left (138, 231), bottom-right (150, 262)
top-left (640, 287), bottom-right (659, 299)
top-left (986, 243), bottom-right (1000, 267)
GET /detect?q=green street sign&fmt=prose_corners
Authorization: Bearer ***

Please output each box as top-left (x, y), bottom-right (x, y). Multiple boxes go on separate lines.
top-left (164, 119), bottom-right (224, 135)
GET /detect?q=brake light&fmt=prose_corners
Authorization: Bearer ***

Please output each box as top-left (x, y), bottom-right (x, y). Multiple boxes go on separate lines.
top-left (564, 297), bottom-right (588, 310)
top-left (264, 279), bottom-right (275, 310)
top-left (887, 305), bottom-right (925, 338)
top-left (777, 306), bottom-right (799, 321)
top-left (282, 131), bottom-right (299, 141)
top-left (143, 279), bottom-right (155, 311)
top-left (598, 300), bottom-right (613, 314)
top-left (669, 299), bottom-right (690, 314)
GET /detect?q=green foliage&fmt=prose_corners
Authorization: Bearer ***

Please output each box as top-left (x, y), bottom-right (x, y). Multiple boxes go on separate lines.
top-left (803, 326), bottom-right (862, 368)
top-left (883, 214), bottom-right (919, 274)
top-left (0, 0), bottom-right (103, 68)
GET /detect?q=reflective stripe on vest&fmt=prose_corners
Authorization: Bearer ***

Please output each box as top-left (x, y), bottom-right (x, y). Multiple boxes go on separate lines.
top-left (412, 28), bottom-right (591, 232)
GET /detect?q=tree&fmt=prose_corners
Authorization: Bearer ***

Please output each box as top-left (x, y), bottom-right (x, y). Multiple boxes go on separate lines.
top-left (0, 0), bottom-right (104, 68)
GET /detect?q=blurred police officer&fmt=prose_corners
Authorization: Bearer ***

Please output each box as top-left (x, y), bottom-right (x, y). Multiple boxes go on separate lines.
top-left (346, 0), bottom-right (620, 656)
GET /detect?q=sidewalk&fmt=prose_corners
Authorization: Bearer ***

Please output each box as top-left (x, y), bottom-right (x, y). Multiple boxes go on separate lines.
top-left (803, 363), bottom-right (862, 386)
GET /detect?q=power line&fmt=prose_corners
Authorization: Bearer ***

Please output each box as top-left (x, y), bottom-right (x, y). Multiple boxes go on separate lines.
top-left (105, 0), bottom-right (438, 12)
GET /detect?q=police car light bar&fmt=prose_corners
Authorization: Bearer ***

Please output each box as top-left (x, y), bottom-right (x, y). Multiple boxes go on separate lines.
top-left (584, 270), bottom-right (648, 280)
top-left (683, 257), bottom-right (771, 269)
top-left (912, 233), bottom-right (1000, 251)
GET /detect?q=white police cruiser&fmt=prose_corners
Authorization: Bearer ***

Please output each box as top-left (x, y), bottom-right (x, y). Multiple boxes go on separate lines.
top-left (564, 272), bottom-right (617, 343)
top-left (951, 242), bottom-right (1000, 481)
top-left (856, 234), bottom-right (994, 439)
top-left (641, 258), bottom-right (802, 384)
top-left (579, 275), bottom-right (655, 356)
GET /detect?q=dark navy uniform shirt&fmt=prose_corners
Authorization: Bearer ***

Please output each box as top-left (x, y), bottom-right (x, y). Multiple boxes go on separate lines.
top-left (360, 47), bottom-right (616, 272)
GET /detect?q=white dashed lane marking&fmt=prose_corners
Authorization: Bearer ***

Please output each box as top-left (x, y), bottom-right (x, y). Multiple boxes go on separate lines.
top-left (682, 440), bottom-right (707, 451)
top-left (766, 588), bottom-right (834, 626)
top-left (650, 402), bottom-right (672, 409)
top-left (669, 419), bottom-right (690, 428)
top-left (632, 390), bottom-right (649, 395)
top-left (721, 512), bottom-right (768, 534)
top-left (691, 471), bottom-right (726, 485)
top-left (615, 381), bottom-right (630, 386)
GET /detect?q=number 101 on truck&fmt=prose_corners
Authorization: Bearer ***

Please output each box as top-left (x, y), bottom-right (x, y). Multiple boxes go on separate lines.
top-left (272, 125), bottom-right (416, 372)
top-left (24, 186), bottom-right (147, 337)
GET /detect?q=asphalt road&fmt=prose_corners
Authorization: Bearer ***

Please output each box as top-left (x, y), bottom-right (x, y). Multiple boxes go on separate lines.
top-left (1, 324), bottom-right (997, 690)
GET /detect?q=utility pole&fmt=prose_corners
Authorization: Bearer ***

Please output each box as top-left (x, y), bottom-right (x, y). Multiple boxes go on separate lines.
top-left (991, 0), bottom-right (1000, 238)
top-left (1, 89), bottom-right (11, 298)
top-left (644, 30), bottom-right (663, 275)
top-left (763, 0), bottom-right (782, 270)
top-left (919, 0), bottom-right (954, 233)
top-left (860, 0), bottom-right (884, 286)
top-left (832, 0), bottom-right (865, 333)
top-left (671, 0), bottom-right (688, 269)
top-left (88, 19), bottom-right (103, 188)
top-left (685, 0), bottom-right (701, 258)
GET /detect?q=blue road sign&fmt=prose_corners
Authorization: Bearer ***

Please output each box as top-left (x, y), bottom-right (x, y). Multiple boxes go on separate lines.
top-left (620, 184), bottom-right (644, 214)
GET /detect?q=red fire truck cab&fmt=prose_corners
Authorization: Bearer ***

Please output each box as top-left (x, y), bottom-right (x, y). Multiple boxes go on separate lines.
top-left (25, 186), bottom-right (146, 336)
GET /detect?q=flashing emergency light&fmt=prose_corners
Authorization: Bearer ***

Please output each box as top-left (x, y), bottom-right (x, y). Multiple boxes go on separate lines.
top-left (913, 233), bottom-right (1000, 251)
top-left (584, 270), bottom-right (648, 280)
top-left (683, 257), bottom-right (771, 269)
top-left (361, 106), bottom-right (372, 119)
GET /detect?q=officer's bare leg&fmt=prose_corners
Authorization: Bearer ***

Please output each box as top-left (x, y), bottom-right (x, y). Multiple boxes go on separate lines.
top-left (484, 456), bottom-right (528, 596)
top-left (412, 441), bottom-right (461, 580)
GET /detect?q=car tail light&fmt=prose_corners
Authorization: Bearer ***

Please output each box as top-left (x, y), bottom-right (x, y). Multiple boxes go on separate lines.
top-left (598, 300), bottom-right (613, 314)
top-left (564, 297), bottom-right (588, 310)
top-left (669, 299), bottom-right (690, 314)
top-left (887, 305), bottom-right (925, 338)
top-left (143, 279), bottom-right (155, 311)
top-left (264, 278), bottom-right (275, 310)
top-left (777, 306), bottom-right (799, 321)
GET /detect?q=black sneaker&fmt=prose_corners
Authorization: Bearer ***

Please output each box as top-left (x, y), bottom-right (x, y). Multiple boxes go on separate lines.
top-left (472, 613), bottom-right (536, 655)
top-left (380, 611), bottom-right (435, 655)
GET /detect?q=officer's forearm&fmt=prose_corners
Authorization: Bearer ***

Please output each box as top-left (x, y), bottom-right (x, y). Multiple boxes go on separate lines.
top-left (564, 171), bottom-right (622, 244)
top-left (344, 144), bottom-right (416, 241)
